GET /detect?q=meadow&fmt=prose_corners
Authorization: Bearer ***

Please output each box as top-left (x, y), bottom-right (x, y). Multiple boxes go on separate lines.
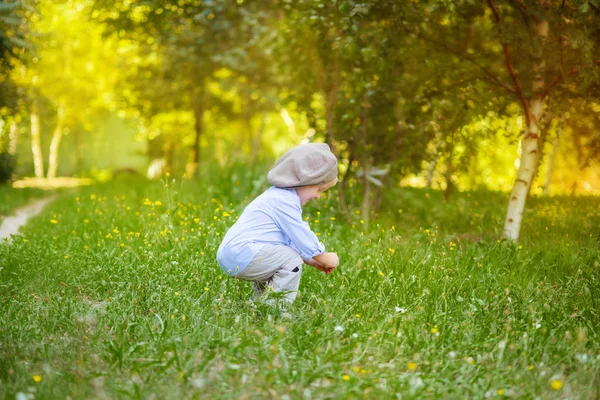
top-left (0, 186), bottom-right (47, 222)
top-left (1, 168), bottom-right (599, 399)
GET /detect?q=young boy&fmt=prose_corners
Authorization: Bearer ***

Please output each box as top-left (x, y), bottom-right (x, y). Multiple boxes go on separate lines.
top-left (216, 143), bottom-right (340, 305)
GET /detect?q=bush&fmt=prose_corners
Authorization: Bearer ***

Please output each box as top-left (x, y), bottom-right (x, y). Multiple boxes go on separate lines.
top-left (0, 152), bottom-right (16, 184)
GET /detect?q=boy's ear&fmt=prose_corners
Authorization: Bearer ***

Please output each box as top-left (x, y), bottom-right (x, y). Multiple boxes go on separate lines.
top-left (319, 178), bottom-right (338, 191)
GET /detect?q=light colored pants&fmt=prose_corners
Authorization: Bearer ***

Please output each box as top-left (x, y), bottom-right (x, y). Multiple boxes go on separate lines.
top-left (236, 244), bottom-right (303, 304)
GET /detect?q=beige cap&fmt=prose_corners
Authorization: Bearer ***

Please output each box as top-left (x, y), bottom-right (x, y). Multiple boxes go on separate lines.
top-left (268, 143), bottom-right (338, 188)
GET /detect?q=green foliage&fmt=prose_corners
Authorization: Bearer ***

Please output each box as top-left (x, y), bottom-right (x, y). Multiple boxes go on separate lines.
top-left (0, 0), bottom-right (35, 111)
top-left (0, 152), bottom-right (16, 183)
top-left (0, 184), bottom-right (45, 217)
top-left (0, 177), bottom-right (598, 397)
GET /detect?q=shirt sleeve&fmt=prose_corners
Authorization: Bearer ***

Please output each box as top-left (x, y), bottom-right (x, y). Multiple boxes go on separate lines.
top-left (269, 194), bottom-right (325, 260)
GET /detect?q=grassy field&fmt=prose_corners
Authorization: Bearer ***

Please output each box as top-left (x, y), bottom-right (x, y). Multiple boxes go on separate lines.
top-left (0, 186), bottom-right (48, 222)
top-left (0, 172), bottom-right (599, 399)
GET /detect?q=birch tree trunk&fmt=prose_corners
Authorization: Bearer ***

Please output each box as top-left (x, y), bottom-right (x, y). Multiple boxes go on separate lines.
top-left (8, 121), bottom-right (18, 156)
top-left (503, 17), bottom-right (548, 241)
top-left (279, 107), bottom-right (296, 139)
top-left (30, 106), bottom-right (45, 178)
top-left (47, 106), bottom-right (65, 179)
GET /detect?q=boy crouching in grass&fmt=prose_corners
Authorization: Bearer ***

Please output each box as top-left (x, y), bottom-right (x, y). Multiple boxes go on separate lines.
top-left (217, 143), bottom-right (340, 306)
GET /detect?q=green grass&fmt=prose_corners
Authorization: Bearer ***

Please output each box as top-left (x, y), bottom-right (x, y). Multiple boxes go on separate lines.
top-left (0, 186), bottom-right (48, 222)
top-left (0, 174), bottom-right (599, 399)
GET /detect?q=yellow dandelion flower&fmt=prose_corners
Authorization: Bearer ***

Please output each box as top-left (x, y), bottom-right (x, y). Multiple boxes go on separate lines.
top-left (497, 389), bottom-right (504, 395)
top-left (407, 362), bottom-right (417, 371)
top-left (33, 375), bottom-right (42, 383)
top-left (50, 219), bottom-right (58, 224)
top-left (342, 374), bottom-right (350, 381)
top-left (204, 287), bottom-right (209, 291)
top-left (175, 291), bottom-right (180, 296)
top-left (154, 201), bottom-right (162, 206)
top-left (378, 271), bottom-right (384, 277)
top-left (431, 325), bottom-right (439, 334)
top-left (355, 314), bottom-right (360, 318)
top-left (353, 366), bottom-right (360, 373)
top-left (388, 248), bottom-right (395, 253)
top-left (550, 379), bottom-right (563, 390)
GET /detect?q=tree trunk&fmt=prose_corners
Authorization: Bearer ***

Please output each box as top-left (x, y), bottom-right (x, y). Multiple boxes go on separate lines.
top-left (425, 156), bottom-right (438, 189)
top-left (73, 128), bottom-right (82, 172)
top-left (360, 158), bottom-right (372, 230)
top-left (337, 140), bottom-right (355, 223)
top-left (543, 120), bottom-right (561, 196)
top-left (426, 131), bottom-right (444, 189)
top-left (30, 106), bottom-right (45, 178)
top-left (186, 84), bottom-right (206, 179)
top-left (8, 121), bottom-right (18, 155)
top-left (444, 132), bottom-right (455, 200)
top-left (279, 107), bottom-right (296, 138)
top-left (47, 106), bottom-right (65, 179)
top-left (359, 103), bottom-right (371, 229)
top-left (503, 17), bottom-right (548, 241)
top-left (325, 80), bottom-right (339, 155)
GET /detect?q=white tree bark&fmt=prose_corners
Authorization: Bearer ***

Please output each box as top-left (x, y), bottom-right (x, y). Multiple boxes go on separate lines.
top-left (503, 18), bottom-right (548, 241)
top-left (279, 107), bottom-right (296, 138)
top-left (47, 106), bottom-right (65, 179)
top-left (8, 121), bottom-right (18, 155)
top-left (30, 108), bottom-right (45, 178)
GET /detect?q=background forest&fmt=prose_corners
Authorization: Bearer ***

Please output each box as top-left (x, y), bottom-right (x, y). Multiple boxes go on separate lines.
top-left (2, 0), bottom-right (600, 239)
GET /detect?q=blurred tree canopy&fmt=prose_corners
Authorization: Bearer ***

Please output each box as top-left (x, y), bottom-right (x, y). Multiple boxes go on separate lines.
top-left (2, 0), bottom-right (600, 239)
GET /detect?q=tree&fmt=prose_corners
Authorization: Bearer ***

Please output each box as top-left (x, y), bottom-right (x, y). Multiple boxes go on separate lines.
top-left (91, 0), bottom-right (277, 178)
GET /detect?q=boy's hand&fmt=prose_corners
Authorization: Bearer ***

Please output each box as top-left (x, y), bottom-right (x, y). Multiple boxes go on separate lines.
top-left (303, 258), bottom-right (336, 275)
top-left (314, 252), bottom-right (340, 268)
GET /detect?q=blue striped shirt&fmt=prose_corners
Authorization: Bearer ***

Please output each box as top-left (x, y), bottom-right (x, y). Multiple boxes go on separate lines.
top-left (216, 187), bottom-right (325, 275)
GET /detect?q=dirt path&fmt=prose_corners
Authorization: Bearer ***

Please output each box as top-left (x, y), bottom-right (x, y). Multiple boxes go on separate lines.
top-left (0, 197), bottom-right (55, 241)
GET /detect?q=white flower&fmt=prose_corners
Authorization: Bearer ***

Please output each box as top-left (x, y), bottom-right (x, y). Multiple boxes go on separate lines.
top-left (409, 376), bottom-right (424, 388)
top-left (576, 353), bottom-right (589, 363)
top-left (352, 333), bottom-right (358, 338)
top-left (395, 307), bottom-right (406, 313)
top-left (447, 351), bottom-right (457, 359)
top-left (334, 325), bottom-right (344, 332)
